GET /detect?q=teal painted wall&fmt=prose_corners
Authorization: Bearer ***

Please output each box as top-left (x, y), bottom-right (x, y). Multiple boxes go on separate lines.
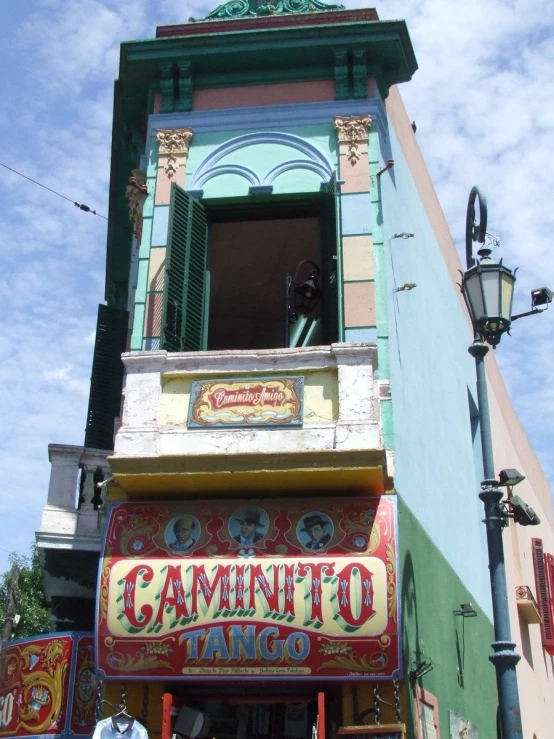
top-left (374, 121), bottom-right (493, 619)
top-left (399, 495), bottom-right (497, 737)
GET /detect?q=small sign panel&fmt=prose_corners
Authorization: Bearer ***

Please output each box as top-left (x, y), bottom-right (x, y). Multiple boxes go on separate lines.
top-left (187, 376), bottom-right (304, 428)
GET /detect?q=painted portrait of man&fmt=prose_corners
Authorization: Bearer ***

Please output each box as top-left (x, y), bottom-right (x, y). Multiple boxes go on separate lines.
top-left (230, 508), bottom-right (267, 547)
top-left (167, 515), bottom-right (198, 553)
top-left (299, 513), bottom-right (333, 551)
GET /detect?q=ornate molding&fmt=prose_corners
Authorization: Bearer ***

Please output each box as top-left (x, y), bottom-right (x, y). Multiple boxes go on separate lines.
top-left (334, 114), bottom-right (372, 165)
top-left (125, 169), bottom-right (147, 224)
top-left (156, 128), bottom-right (194, 178)
top-left (189, 130), bottom-right (332, 190)
top-left (193, 0), bottom-right (344, 22)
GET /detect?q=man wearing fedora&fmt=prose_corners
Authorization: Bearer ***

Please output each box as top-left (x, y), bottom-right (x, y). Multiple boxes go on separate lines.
top-left (301, 513), bottom-right (332, 550)
top-left (233, 509), bottom-right (266, 546)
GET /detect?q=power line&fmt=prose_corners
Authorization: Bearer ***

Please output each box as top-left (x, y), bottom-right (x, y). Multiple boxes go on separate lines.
top-left (0, 160), bottom-right (108, 220)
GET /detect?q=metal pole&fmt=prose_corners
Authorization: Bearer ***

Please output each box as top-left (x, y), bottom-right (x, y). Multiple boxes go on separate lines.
top-left (469, 340), bottom-right (523, 739)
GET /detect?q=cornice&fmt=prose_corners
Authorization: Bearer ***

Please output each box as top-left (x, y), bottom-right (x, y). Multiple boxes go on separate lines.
top-left (146, 99), bottom-right (387, 143)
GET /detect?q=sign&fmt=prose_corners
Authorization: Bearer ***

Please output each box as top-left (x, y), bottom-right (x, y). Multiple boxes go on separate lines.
top-left (187, 376), bottom-right (304, 428)
top-left (96, 497), bottom-right (400, 681)
top-left (0, 633), bottom-right (95, 739)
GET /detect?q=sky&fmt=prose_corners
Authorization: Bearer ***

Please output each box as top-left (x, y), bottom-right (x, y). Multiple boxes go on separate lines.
top-left (0, 0), bottom-right (553, 575)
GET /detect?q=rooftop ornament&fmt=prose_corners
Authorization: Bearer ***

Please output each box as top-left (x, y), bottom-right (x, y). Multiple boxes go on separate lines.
top-left (191, 0), bottom-right (345, 22)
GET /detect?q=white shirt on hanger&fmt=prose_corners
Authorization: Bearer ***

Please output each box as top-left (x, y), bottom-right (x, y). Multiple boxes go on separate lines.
top-left (92, 717), bottom-right (149, 739)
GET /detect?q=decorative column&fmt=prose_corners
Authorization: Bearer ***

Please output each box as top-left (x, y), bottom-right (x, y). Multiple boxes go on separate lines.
top-left (333, 115), bottom-right (375, 342)
top-left (155, 128), bottom-right (194, 204)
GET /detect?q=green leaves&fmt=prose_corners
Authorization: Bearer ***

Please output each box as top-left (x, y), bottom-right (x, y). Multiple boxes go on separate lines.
top-left (0, 546), bottom-right (51, 641)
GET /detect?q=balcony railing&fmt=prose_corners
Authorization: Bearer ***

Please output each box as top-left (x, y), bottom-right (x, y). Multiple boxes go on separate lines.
top-left (36, 444), bottom-right (112, 550)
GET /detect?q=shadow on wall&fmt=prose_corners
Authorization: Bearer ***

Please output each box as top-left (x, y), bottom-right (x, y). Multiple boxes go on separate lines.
top-left (401, 549), bottom-right (420, 735)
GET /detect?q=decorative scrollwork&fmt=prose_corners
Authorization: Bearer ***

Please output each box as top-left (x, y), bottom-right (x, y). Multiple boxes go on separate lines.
top-left (192, 0), bottom-right (344, 22)
top-left (125, 170), bottom-right (147, 224)
top-left (465, 185), bottom-right (488, 268)
top-left (156, 129), bottom-right (193, 178)
top-left (334, 114), bottom-right (372, 165)
top-left (386, 541), bottom-right (397, 621)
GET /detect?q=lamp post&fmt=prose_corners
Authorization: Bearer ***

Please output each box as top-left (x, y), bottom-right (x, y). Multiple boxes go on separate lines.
top-left (461, 187), bottom-right (522, 739)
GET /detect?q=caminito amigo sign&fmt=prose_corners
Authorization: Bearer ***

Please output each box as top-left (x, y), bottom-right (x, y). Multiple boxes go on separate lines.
top-left (96, 497), bottom-right (400, 681)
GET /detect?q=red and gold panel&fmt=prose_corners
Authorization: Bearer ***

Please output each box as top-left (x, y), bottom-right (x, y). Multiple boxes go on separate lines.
top-left (0, 634), bottom-right (72, 738)
top-left (69, 636), bottom-right (96, 735)
top-left (97, 497), bottom-right (400, 682)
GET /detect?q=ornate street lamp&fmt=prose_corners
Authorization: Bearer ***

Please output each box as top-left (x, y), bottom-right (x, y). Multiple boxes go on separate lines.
top-left (461, 186), bottom-right (550, 739)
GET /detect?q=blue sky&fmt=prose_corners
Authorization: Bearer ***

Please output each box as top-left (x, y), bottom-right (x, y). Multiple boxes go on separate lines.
top-left (0, 0), bottom-right (553, 574)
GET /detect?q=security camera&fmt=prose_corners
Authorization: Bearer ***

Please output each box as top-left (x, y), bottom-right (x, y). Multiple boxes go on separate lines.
top-left (508, 496), bottom-right (541, 526)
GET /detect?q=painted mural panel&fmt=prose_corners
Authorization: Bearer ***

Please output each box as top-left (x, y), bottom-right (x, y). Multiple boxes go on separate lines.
top-left (69, 636), bottom-right (96, 735)
top-left (96, 497), bottom-right (399, 681)
top-left (0, 633), bottom-right (95, 739)
top-left (187, 376), bottom-right (304, 428)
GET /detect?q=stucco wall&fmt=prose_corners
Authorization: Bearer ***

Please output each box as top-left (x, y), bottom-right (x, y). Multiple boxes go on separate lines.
top-left (385, 83), bottom-right (554, 738)
top-left (374, 112), bottom-right (492, 618)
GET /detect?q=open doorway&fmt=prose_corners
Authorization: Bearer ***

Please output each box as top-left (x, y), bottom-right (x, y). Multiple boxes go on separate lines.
top-left (208, 216), bottom-right (320, 351)
top-left (160, 179), bottom-right (340, 354)
top-left (163, 693), bottom-right (325, 739)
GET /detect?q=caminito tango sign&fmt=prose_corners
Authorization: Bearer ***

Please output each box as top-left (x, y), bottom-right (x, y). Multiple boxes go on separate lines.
top-left (96, 497), bottom-right (400, 681)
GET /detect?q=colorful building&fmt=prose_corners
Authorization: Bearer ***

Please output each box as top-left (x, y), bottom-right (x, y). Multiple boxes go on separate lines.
top-left (2, 2), bottom-right (554, 739)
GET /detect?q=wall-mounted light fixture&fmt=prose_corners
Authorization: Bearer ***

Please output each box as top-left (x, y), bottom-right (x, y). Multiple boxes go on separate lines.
top-left (453, 603), bottom-right (478, 617)
top-left (284, 260), bottom-right (322, 346)
top-left (392, 232), bottom-right (414, 240)
top-left (409, 660), bottom-right (434, 682)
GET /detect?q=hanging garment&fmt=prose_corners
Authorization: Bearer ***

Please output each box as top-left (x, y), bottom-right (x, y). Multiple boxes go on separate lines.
top-left (92, 717), bottom-right (149, 739)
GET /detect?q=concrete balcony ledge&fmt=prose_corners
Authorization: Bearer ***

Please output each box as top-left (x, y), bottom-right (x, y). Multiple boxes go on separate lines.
top-left (36, 444), bottom-right (111, 549)
top-left (112, 343), bottom-right (392, 497)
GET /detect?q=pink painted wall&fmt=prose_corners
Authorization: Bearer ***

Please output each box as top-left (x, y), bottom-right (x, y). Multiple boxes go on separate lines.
top-left (193, 80), bottom-right (335, 110)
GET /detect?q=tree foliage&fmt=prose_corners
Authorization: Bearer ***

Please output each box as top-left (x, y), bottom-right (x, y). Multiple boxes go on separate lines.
top-left (0, 546), bottom-right (51, 641)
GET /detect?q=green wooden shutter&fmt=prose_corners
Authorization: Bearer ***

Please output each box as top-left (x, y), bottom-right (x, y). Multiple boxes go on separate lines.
top-left (319, 172), bottom-right (342, 343)
top-left (84, 304), bottom-right (129, 450)
top-left (161, 184), bottom-right (209, 352)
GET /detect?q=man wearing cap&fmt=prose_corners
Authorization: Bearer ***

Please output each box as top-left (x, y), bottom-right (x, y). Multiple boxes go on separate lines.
top-left (233, 509), bottom-right (265, 546)
top-left (301, 514), bottom-right (331, 551)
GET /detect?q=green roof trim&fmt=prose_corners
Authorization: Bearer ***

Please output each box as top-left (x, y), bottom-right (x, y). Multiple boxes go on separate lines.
top-left (194, 0), bottom-right (344, 22)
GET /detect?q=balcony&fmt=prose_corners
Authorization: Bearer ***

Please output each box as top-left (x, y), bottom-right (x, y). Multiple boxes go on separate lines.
top-left (35, 445), bottom-right (111, 630)
top-left (111, 343), bottom-right (392, 497)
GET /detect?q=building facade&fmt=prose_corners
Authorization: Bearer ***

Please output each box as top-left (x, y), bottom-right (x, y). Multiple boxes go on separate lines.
top-left (2, 2), bottom-right (553, 739)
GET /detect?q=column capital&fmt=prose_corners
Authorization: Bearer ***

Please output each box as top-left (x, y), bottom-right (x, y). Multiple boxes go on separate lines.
top-left (334, 114), bottom-right (372, 165)
top-left (156, 128), bottom-right (193, 178)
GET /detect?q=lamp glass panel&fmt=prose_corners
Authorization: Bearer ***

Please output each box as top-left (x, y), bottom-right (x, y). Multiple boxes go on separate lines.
top-left (482, 269), bottom-right (502, 317)
top-left (500, 271), bottom-right (515, 321)
top-left (464, 271), bottom-right (485, 321)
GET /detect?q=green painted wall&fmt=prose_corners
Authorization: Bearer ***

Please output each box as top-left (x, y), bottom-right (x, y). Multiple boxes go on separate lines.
top-left (399, 495), bottom-right (497, 737)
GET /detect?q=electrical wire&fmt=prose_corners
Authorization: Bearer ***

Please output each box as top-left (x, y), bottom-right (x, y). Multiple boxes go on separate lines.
top-left (0, 160), bottom-right (108, 220)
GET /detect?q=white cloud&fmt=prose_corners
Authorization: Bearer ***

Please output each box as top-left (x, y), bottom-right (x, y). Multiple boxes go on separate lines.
top-left (0, 0), bottom-right (553, 575)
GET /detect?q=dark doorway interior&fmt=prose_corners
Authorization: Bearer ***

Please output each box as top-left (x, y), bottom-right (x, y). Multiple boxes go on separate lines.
top-left (208, 217), bottom-right (320, 351)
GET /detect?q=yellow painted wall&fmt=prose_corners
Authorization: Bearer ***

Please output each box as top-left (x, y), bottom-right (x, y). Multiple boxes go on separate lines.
top-left (159, 369), bottom-right (338, 426)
